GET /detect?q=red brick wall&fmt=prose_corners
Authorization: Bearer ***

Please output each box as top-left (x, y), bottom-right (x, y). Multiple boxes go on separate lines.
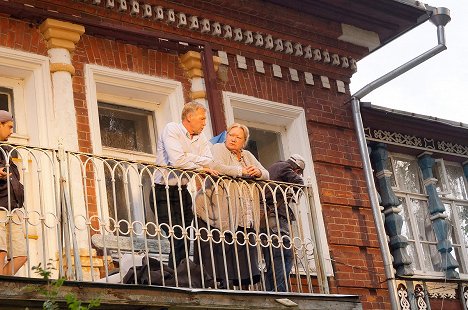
top-left (0, 16), bottom-right (47, 56)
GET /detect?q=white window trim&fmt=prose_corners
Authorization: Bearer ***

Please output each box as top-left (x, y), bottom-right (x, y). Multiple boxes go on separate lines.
top-left (222, 91), bottom-right (333, 275)
top-left (85, 64), bottom-right (185, 162)
top-left (0, 46), bottom-right (54, 146)
top-left (84, 64), bottom-right (186, 229)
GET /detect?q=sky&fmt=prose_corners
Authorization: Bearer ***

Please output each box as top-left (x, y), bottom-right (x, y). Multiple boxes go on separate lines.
top-left (350, 0), bottom-right (467, 124)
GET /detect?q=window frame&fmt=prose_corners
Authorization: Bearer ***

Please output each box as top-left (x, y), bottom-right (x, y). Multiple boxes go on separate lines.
top-left (389, 152), bottom-right (468, 279)
top-left (84, 64), bottom-right (186, 230)
top-left (222, 91), bottom-right (333, 276)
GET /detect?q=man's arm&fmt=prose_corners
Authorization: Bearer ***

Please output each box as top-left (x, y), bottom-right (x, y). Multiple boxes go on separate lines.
top-left (280, 164), bottom-right (304, 185)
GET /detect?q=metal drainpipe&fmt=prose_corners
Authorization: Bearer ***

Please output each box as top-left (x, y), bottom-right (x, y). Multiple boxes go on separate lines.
top-left (350, 7), bottom-right (450, 310)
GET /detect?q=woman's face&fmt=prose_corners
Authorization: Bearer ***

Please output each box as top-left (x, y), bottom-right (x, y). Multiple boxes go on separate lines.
top-left (225, 127), bottom-right (246, 153)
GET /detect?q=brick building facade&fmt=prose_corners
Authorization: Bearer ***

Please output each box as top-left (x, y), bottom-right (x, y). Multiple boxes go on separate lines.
top-left (0, 1), bottom-right (465, 309)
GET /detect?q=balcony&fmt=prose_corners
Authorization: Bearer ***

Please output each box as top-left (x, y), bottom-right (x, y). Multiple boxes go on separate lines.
top-left (0, 143), bottom-right (362, 309)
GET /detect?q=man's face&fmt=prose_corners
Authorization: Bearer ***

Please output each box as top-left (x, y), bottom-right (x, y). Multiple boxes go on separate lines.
top-left (187, 108), bottom-right (207, 135)
top-left (0, 121), bottom-right (13, 141)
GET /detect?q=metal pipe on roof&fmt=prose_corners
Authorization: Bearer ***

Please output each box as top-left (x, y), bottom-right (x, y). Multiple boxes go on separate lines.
top-left (350, 6), bottom-right (450, 310)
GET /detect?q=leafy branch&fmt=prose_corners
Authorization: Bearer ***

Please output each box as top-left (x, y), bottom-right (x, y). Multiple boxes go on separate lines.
top-left (32, 262), bottom-right (100, 310)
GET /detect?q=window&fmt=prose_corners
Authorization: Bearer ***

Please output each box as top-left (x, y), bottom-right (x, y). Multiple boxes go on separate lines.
top-left (222, 91), bottom-right (333, 275)
top-left (0, 87), bottom-right (13, 112)
top-left (98, 102), bottom-right (155, 154)
top-left (85, 65), bottom-right (185, 235)
top-left (389, 154), bottom-right (468, 277)
top-left (246, 127), bottom-right (283, 169)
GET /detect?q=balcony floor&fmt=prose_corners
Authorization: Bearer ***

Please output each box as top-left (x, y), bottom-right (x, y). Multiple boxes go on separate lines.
top-left (0, 276), bottom-right (362, 309)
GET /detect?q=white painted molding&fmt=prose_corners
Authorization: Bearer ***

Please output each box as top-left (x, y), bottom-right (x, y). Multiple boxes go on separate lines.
top-left (222, 91), bottom-right (333, 275)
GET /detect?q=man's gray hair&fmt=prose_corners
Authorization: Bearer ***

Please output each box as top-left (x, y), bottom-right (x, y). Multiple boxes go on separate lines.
top-left (181, 102), bottom-right (206, 121)
top-left (227, 122), bottom-right (250, 148)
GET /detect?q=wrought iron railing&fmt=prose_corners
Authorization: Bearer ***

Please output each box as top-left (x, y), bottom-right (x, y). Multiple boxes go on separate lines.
top-left (0, 143), bottom-right (327, 293)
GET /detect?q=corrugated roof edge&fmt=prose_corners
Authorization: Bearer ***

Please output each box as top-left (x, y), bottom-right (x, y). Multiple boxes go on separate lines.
top-left (363, 104), bottom-right (468, 130)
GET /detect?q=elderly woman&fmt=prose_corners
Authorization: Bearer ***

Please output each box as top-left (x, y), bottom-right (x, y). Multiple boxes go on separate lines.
top-left (194, 123), bottom-right (268, 289)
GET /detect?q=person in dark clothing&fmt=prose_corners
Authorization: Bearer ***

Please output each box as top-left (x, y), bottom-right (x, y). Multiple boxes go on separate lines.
top-left (0, 110), bottom-right (27, 275)
top-left (263, 154), bottom-right (305, 292)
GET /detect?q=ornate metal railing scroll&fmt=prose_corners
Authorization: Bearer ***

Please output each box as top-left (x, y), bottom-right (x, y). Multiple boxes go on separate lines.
top-left (0, 143), bottom-right (323, 294)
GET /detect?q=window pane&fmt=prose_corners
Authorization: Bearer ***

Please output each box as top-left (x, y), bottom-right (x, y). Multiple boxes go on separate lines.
top-left (0, 87), bottom-right (13, 112)
top-left (433, 162), bottom-right (445, 194)
top-left (393, 158), bottom-right (421, 193)
top-left (445, 165), bottom-right (468, 200)
top-left (457, 205), bottom-right (468, 247)
top-left (245, 127), bottom-right (282, 169)
top-left (98, 102), bottom-right (154, 153)
top-left (386, 158), bottom-right (397, 188)
top-left (398, 197), bottom-right (414, 240)
top-left (410, 198), bottom-right (440, 271)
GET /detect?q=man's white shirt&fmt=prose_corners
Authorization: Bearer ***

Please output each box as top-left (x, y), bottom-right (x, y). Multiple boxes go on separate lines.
top-left (154, 122), bottom-right (212, 185)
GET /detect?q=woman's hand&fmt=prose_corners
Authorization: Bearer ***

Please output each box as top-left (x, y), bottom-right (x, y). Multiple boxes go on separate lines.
top-left (244, 165), bottom-right (261, 178)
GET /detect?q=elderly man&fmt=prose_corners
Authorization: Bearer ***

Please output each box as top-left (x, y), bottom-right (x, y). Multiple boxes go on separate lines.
top-left (151, 102), bottom-right (217, 269)
top-left (0, 110), bottom-right (27, 275)
top-left (264, 154), bottom-right (305, 292)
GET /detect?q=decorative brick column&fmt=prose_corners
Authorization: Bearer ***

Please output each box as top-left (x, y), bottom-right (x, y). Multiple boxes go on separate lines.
top-left (180, 51), bottom-right (220, 135)
top-left (418, 153), bottom-right (459, 278)
top-left (371, 143), bottom-right (413, 276)
top-left (39, 18), bottom-right (85, 151)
